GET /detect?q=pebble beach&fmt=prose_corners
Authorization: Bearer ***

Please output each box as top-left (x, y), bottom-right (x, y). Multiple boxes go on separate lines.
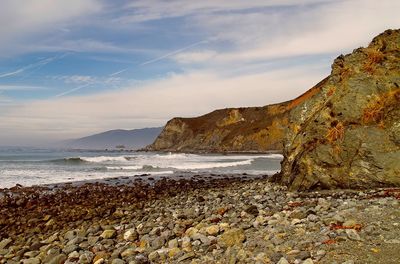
top-left (1, 175), bottom-right (399, 264)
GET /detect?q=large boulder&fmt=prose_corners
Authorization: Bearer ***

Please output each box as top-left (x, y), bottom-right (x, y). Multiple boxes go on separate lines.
top-left (278, 29), bottom-right (400, 190)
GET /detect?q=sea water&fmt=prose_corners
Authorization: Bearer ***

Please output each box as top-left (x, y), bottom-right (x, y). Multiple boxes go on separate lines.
top-left (0, 147), bottom-right (282, 188)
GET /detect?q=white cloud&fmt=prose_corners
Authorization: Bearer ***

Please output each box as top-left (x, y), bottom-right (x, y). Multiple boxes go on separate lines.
top-left (0, 93), bottom-right (13, 104)
top-left (54, 84), bottom-right (92, 98)
top-left (0, 0), bottom-right (399, 145)
top-left (32, 39), bottom-right (157, 54)
top-left (119, 0), bottom-right (332, 23)
top-left (51, 75), bottom-right (125, 97)
top-left (173, 50), bottom-right (217, 64)
top-left (56, 75), bottom-right (96, 84)
top-left (139, 40), bottom-right (209, 66)
top-left (0, 0), bottom-right (102, 54)
top-left (173, 0), bottom-right (400, 64)
top-left (0, 63), bottom-right (327, 145)
top-left (0, 85), bottom-right (49, 91)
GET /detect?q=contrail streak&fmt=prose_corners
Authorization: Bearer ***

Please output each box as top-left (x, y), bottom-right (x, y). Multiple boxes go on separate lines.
top-left (54, 41), bottom-right (208, 97)
top-left (109, 68), bottom-right (128, 76)
top-left (140, 40), bottom-right (208, 66)
top-left (0, 52), bottom-right (71, 79)
top-left (106, 40), bottom-right (208, 78)
top-left (0, 69), bottom-right (25, 78)
top-left (54, 83), bottom-right (91, 98)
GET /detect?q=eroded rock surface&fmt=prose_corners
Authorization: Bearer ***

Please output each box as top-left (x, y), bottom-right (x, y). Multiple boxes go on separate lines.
top-left (278, 29), bottom-right (400, 190)
top-left (146, 85), bottom-right (323, 153)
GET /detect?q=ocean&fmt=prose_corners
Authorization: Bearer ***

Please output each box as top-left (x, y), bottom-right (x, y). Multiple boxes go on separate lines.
top-left (0, 147), bottom-right (282, 188)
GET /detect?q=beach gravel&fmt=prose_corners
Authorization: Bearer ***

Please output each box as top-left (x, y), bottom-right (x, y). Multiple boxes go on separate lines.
top-left (0, 176), bottom-right (399, 263)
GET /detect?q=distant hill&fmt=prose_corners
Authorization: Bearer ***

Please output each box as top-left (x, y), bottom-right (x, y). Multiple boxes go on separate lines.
top-left (62, 127), bottom-right (163, 150)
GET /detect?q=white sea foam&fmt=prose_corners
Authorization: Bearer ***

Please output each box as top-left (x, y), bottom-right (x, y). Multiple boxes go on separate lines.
top-left (0, 151), bottom-right (282, 188)
top-left (89, 153), bottom-right (282, 171)
top-left (228, 169), bottom-right (280, 175)
top-left (106, 166), bottom-right (142, 170)
top-left (264, 154), bottom-right (284, 159)
top-left (79, 156), bottom-right (130, 163)
top-left (0, 169), bottom-right (174, 188)
top-left (170, 159), bottom-right (254, 170)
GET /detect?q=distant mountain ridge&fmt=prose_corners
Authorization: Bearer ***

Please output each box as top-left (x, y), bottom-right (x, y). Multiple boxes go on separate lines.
top-left (62, 127), bottom-right (163, 150)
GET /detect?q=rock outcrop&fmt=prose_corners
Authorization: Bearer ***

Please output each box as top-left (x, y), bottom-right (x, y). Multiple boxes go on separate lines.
top-left (145, 83), bottom-right (324, 153)
top-left (277, 29), bottom-right (400, 190)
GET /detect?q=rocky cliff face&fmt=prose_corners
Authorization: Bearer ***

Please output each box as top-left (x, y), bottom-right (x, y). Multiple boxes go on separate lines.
top-left (277, 29), bottom-right (400, 190)
top-left (146, 83), bottom-right (324, 153)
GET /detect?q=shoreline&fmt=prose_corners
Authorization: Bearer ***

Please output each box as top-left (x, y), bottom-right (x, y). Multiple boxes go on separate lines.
top-left (1, 176), bottom-right (399, 264)
top-left (137, 149), bottom-right (283, 155)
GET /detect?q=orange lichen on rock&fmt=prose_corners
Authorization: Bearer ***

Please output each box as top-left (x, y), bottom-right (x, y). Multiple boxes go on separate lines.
top-left (326, 121), bottom-right (345, 143)
top-left (362, 89), bottom-right (400, 125)
top-left (327, 86), bottom-right (336, 97)
top-left (216, 109), bottom-right (243, 127)
top-left (363, 48), bottom-right (384, 74)
top-left (216, 207), bottom-right (229, 216)
top-left (322, 239), bottom-right (336, 245)
top-left (286, 79), bottom-right (326, 110)
top-left (287, 201), bottom-right (303, 208)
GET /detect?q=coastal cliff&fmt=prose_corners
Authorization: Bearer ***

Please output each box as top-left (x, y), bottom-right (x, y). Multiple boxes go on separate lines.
top-left (147, 29), bottom-right (399, 191)
top-left (145, 83), bottom-right (324, 153)
top-left (277, 29), bottom-right (400, 190)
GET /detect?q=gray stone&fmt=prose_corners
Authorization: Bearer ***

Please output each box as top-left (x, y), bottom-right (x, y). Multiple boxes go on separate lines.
top-left (67, 237), bottom-right (85, 246)
top-left (271, 236), bottom-right (284, 246)
top-left (218, 228), bottom-right (245, 247)
top-left (168, 238), bottom-right (179, 248)
top-left (64, 230), bottom-right (77, 241)
top-left (302, 259), bottom-right (314, 264)
top-left (87, 225), bottom-right (100, 234)
top-left (0, 238), bottom-right (12, 249)
top-left (48, 254), bottom-right (67, 264)
top-left (121, 247), bottom-right (136, 258)
top-left (192, 233), bottom-right (211, 246)
top-left (384, 239), bottom-right (400, 244)
top-left (23, 251), bottom-right (40, 258)
top-left (177, 252), bottom-right (195, 262)
top-left (150, 236), bottom-right (166, 250)
top-left (101, 230), bottom-right (117, 239)
top-left (79, 251), bottom-right (94, 264)
top-left (346, 229), bottom-right (361, 241)
top-left (62, 244), bottom-right (78, 254)
top-left (42, 233), bottom-right (59, 244)
top-left (21, 258), bottom-right (40, 264)
top-left (112, 258), bottom-right (126, 264)
top-left (88, 236), bottom-right (100, 246)
top-left (47, 247), bottom-right (61, 256)
top-left (297, 251), bottom-right (311, 260)
top-left (148, 251), bottom-right (159, 262)
top-left (277, 257), bottom-right (290, 264)
top-left (341, 261), bottom-right (355, 264)
top-left (307, 214), bottom-right (318, 222)
top-left (134, 254), bottom-right (149, 264)
top-left (68, 251), bottom-right (80, 259)
top-left (123, 229), bottom-right (138, 241)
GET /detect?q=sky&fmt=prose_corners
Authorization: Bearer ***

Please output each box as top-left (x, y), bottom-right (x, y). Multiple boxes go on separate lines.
top-left (0, 0), bottom-right (399, 146)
